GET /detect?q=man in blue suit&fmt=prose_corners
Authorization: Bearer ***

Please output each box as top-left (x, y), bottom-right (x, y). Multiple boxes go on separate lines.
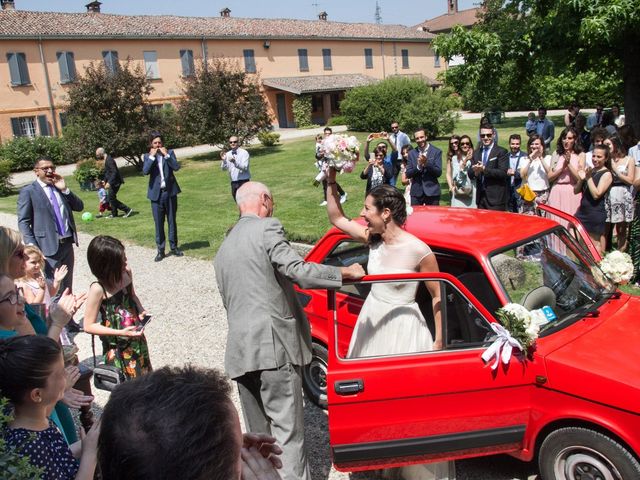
top-left (17, 156), bottom-right (84, 297)
top-left (405, 128), bottom-right (443, 205)
top-left (142, 131), bottom-right (183, 262)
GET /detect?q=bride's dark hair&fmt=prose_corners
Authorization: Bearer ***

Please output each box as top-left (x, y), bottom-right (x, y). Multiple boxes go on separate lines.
top-left (367, 185), bottom-right (407, 244)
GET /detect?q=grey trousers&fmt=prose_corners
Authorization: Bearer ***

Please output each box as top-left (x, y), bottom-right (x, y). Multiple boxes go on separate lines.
top-left (236, 363), bottom-right (311, 480)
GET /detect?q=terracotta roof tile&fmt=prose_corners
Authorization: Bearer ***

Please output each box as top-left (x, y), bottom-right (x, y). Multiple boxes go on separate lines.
top-left (0, 10), bottom-right (435, 41)
top-left (263, 74), bottom-right (378, 94)
top-left (414, 7), bottom-right (481, 33)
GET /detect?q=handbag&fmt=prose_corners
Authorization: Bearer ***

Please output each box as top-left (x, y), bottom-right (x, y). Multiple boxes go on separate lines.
top-left (453, 169), bottom-right (473, 197)
top-left (91, 334), bottom-right (125, 391)
top-left (517, 183), bottom-right (537, 202)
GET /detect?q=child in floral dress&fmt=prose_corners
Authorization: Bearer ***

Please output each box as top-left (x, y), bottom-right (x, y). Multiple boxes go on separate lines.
top-left (83, 235), bottom-right (151, 379)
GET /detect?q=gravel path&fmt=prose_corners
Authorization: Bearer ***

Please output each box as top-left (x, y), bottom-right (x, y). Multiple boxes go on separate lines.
top-left (0, 211), bottom-right (537, 480)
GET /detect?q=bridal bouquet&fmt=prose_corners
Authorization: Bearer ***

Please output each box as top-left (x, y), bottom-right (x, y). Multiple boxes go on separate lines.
top-left (313, 134), bottom-right (360, 185)
top-left (599, 250), bottom-right (633, 285)
top-left (481, 303), bottom-right (547, 369)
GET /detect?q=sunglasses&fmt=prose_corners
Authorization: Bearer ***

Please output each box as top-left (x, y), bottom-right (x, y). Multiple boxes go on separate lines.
top-left (0, 286), bottom-right (25, 306)
top-left (460, 142), bottom-right (471, 146)
top-left (480, 134), bottom-right (493, 139)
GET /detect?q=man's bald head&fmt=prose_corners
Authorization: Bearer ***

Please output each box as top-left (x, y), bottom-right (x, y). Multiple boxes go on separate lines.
top-left (96, 147), bottom-right (106, 159)
top-left (235, 182), bottom-right (273, 218)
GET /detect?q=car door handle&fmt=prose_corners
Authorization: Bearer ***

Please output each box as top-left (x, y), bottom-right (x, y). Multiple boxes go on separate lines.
top-left (334, 379), bottom-right (364, 395)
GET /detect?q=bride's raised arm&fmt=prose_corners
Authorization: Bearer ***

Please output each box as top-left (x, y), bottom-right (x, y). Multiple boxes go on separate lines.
top-left (326, 167), bottom-right (369, 243)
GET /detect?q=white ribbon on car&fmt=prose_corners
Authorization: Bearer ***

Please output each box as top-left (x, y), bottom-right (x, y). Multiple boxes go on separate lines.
top-left (481, 323), bottom-right (523, 370)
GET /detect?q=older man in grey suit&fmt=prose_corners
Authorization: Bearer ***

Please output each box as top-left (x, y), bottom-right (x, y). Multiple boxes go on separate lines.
top-left (214, 182), bottom-right (364, 480)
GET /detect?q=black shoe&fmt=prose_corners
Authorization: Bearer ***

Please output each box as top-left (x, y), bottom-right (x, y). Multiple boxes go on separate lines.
top-left (170, 248), bottom-right (184, 257)
top-left (154, 252), bottom-right (165, 262)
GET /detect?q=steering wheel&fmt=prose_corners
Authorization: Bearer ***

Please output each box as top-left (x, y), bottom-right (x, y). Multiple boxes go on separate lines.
top-left (550, 271), bottom-right (573, 296)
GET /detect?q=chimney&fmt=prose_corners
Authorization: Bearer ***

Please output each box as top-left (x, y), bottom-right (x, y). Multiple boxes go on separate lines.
top-left (1, 0), bottom-right (16, 10)
top-left (318, 11), bottom-right (327, 21)
top-left (220, 7), bottom-right (231, 18)
top-left (448, 0), bottom-right (458, 14)
top-left (85, 1), bottom-right (101, 13)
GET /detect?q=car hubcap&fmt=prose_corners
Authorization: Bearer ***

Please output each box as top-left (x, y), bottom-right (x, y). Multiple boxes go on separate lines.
top-left (554, 448), bottom-right (622, 480)
top-left (308, 357), bottom-right (327, 394)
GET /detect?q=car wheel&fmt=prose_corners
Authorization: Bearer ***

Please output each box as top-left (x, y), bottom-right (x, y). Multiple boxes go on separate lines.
top-left (302, 342), bottom-right (328, 409)
top-left (539, 427), bottom-right (640, 480)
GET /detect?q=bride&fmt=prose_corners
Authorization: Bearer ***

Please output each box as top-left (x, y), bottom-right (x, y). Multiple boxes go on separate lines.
top-left (326, 168), bottom-right (443, 358)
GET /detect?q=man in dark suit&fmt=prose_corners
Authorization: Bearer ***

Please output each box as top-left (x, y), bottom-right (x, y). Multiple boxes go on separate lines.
top-left (214, 181), bottom-right (364, 480)
top-left (142, 131), bottom-right (183, 262)
top-left (17, 156), bottom-right (84, 297)
top-left (96, 147), bottom-right (132, 218)
top-left (405, 128), bottom-right (443, 205)
top-left (468, 124), bottom-right (510, 211)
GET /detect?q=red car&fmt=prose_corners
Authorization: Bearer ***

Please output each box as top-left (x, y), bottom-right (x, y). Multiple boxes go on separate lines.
top-left (297, 205), bottom-right (640, 479)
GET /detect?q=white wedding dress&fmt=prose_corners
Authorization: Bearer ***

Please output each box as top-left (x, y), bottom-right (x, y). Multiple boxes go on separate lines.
top-left (347, 235), bottom-right (435, 358)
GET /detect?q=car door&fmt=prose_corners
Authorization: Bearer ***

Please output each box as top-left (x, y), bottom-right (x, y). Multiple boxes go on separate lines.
top-left (327, 272), bottom-right (541, 473)
top-left (537, 204), bottom-right (601, 261)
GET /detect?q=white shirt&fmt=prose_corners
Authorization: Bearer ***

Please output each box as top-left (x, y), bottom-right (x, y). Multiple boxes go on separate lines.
top-left (36, 178), bottom-right (70, 235)
top-left (148, 153), bottom-right (169, 189)
top-left (520, 155), bottom-right (551, 191)
top-left (221, 148), bottom-right (251, 181)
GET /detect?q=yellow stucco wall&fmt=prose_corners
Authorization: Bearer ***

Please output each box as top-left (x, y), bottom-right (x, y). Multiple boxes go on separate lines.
top-left (0, 36), bottom-right (437, 142)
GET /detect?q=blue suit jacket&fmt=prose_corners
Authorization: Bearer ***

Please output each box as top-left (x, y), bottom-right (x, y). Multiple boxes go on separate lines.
top-left (405, 145), bottom-right (443, 198)
top-left (142, 150), bottom-right (181, 201)
top-left (17, 181), bottom-right (84, 257)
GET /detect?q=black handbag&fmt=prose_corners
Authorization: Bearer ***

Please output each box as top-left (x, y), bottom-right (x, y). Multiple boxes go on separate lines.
top-left (91, 334), bottom-right (125, 391)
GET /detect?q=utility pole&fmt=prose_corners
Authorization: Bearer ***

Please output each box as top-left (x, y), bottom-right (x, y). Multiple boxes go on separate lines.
top-left (374, 1), bottom-right (382, 24)
top-left (312, 1), bottom-right (320, 16)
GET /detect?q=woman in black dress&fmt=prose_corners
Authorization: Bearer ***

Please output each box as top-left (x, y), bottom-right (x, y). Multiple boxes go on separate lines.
top-left (574, 145), bottom-right (613, 256)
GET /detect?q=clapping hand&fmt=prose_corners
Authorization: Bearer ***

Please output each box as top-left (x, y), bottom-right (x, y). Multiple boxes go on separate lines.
top-left (241, 433), bottom-right (282, 480)
top-left (62, 388), bottom-right (94, 408)
top-left (50, 288), bottom-right (85, 328)
top-left (35, 271), bottom-right (46, 289)
top-left (54, 265), bottom-right (68, 284)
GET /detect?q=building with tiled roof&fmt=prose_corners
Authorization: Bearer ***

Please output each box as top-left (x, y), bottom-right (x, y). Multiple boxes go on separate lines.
top-left (415, 0), bottom-right (482, 34)
top-left (0, 1), bottom-right (441, 140)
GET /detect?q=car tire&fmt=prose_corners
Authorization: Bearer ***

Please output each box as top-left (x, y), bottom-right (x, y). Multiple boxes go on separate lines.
top-left (302, 342), bottom-right (328, 409)
top-left (538, 427), bottom-right (640, 480)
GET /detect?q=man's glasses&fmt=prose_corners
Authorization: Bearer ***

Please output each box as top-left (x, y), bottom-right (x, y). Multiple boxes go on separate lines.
top-left (391, 126), bottom-right (399, 130)
top-left (0, 287), bottom-right (25, 306)
top-left (480, 134), bottom-right (493, 139)
top-left (36, 166), bottom-right (56, 172)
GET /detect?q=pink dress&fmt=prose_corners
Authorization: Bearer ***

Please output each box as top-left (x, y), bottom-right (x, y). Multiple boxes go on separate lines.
top-left (547, 152), bottom-right (582, 216)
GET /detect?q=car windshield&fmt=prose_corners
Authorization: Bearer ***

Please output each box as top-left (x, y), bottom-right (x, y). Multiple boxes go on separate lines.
top-left (489, 228), bottom-right (615, 333)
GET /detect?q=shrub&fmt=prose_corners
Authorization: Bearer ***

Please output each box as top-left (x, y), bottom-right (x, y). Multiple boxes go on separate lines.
top-left (0, 136), bottom-right (71, 172)
top-left (326, 115), bottom-right (347, 126)
top-left (257, 131), bottom-right (281, 147)
top-left (340, 77), bottom-right (433, 132)
top-left (292, 95), bottom-right (313, 128)
top-left (73, 159), bottom-right (104, 190)
top-left (396, 91), bottom-right (459, 139)
top-left (0, 160), bottom-right (12, 197)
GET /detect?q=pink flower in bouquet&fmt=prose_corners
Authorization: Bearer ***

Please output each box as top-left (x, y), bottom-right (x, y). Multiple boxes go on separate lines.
top-left (321, 133), bottom-right (360, 173)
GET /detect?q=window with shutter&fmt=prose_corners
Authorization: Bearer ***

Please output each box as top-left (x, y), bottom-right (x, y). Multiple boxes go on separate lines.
top-left (37, 115), bottom-right (50, 136)
top-left (57, 51), bottom-right (76, 83)
top-left (102, 51), bottom-right (119, 74)
top-left (364, 48), bottom-right (373, 69)
top-left (143, 51), bottom-right (160, 79)
top-left (298, 49), bottom-right (309, 72)
top-left (322, 49), bottom-right (332, 70)
top-left (401, 49), bottom-right (409, 69)
top-left (180, 49), bottom-right (194, 77)
top-left (243, 50), bottom-right (256, 73)
top-left (7, 52), bottom-right (30, 85)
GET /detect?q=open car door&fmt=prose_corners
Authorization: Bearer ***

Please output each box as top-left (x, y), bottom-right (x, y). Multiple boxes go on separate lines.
top-left (537, 203), bottom-right (601, 262)
top-left (327, 272), bottom-right (542, 473)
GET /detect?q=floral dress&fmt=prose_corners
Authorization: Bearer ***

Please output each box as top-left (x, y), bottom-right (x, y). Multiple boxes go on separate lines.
top-left (95, 282), bottom-right (152, 379)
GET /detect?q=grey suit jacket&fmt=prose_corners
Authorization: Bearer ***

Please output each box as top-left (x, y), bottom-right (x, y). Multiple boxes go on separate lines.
top-left (17, 181), bottom-right (84, 257)
top-left (214, 215), bottom-right (342, 379)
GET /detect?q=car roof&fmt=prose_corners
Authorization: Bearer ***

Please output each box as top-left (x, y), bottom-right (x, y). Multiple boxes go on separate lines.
top-left (402, 206), bottom-right (559, 255)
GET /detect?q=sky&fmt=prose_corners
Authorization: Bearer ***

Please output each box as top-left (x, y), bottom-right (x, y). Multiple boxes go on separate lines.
top-left (13, 0), bottom-right (478, 26)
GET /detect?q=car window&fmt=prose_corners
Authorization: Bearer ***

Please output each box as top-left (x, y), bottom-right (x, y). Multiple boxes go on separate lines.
top-left (336, 279), bottom-right (493, 360)
top-left (322, 240), bottom-right (370, 299)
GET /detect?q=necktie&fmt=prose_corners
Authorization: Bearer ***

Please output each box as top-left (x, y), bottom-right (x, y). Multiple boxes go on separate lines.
top-left (47, 185), bottom-right (66, 236)
top-left (482, 146), bottom-right (490, 166)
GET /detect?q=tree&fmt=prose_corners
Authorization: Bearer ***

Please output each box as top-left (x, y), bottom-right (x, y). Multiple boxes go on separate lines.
top-left (64, 59), bottom-right (157, 170)
top-left (177, 59), bottom-right (271, 146)
top-left (434, 0), bottom-right (639, 133)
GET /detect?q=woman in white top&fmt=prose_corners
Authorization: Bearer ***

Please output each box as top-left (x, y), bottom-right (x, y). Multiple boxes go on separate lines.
top-left (519, 134), bottom-right (551, 215)
top-left (604, 135), bottom-right (635, 251)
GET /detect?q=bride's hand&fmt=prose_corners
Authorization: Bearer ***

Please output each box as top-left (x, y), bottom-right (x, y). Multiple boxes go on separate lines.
top-left (433, 338), bottom-right (443, 350)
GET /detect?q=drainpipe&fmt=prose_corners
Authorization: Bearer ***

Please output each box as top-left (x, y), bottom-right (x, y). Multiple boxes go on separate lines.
top-left (380, 40), bottom-right (386, 79)
top-left (38, 37), bottom-right (59, 136)
top-left (201, 37), bottom-right (208, 70)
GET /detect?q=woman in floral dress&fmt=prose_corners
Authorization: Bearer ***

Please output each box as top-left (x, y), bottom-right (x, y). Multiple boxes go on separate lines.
top-left (83, 235), bottom-right (151, 379)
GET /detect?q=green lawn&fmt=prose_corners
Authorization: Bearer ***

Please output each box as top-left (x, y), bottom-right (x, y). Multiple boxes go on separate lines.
top-left (0, 116), bottom-right (553, 259)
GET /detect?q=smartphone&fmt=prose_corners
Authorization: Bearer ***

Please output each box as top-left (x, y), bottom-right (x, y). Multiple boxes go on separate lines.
top-left (137, 315), bottom-right (152, 331)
